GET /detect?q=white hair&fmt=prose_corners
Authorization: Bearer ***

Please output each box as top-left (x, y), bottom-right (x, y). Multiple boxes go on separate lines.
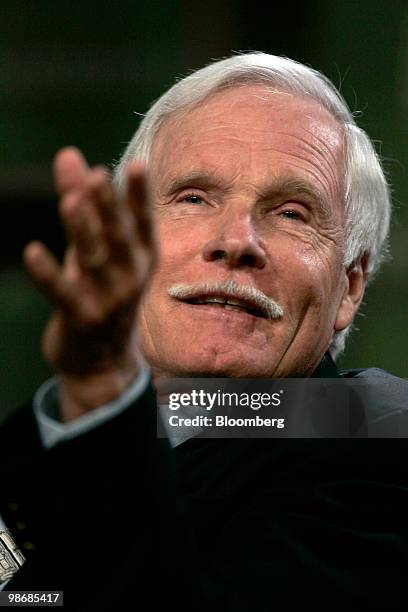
top-left (113, 52), bottom-right (391, 358)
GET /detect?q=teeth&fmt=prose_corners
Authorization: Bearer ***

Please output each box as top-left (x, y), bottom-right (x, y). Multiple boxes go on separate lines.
top-left (196, 297), bottom-right (249, 308)
top-left (189, 296), bottom-right (258, 315)
top-left (226, 298), bottom-right (245, 307)
top-left (197, 297), bottom-right (226, 304)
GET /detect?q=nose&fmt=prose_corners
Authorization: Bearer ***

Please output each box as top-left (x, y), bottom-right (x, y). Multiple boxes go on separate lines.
top-left (202, 213), bottom-right (267, 269)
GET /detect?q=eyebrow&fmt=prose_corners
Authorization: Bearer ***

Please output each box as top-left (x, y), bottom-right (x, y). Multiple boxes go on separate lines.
top-left (163, 170), bottom-right (235, 196)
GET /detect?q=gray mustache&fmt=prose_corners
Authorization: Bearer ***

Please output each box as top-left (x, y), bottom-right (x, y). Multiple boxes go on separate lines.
top-left (168, 279), bottom-right (284, 320)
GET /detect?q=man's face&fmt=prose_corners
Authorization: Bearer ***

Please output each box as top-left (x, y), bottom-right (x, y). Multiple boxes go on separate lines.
top-left (138, 85), bottom-right (354, 378)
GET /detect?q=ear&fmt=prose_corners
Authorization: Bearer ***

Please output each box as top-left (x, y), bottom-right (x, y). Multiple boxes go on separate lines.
top-left (334, 255), bottom-right (368, 332)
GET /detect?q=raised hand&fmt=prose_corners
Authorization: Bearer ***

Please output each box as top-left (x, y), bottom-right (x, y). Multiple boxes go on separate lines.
top-left (23, 148), bottom-right (155, 421)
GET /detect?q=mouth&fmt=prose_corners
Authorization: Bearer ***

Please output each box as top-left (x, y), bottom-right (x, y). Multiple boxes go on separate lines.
top-left (181, 294), bottom-right (268, 319)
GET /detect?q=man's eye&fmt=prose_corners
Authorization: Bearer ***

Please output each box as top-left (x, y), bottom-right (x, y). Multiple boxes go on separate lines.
top-left (280, 209), bottom-right (302, 220)
top-left (181, 194), bottom-right (204, 205)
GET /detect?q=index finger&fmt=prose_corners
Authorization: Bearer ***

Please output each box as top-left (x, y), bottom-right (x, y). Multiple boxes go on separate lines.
top-left (53, 147), bottom-right (90, 195)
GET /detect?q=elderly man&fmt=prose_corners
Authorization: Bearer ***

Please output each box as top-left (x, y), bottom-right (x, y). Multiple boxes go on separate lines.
top-left (2, 53), bottom-right (407, 610)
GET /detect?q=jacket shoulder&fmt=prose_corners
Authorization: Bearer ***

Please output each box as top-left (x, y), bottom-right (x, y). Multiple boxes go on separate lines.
top-left (340, 367), bottom-right (408, 434)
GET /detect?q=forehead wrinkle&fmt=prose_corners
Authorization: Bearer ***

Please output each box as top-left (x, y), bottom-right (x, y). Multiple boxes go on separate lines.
top-left (298, 144), bottom-right (343, 206)
top-left (293, 121), bottom-right (345, 192)
top-left (266, 129), bottom-right (343, 201)
top-left (297, 129), bottom-right (344, 187)
top-left (250, 140), bottom-right (340, 201)
top-left (294, 139), bottom-right (341, 189)
top-left (267, 127), bottom-right (342, 169)
top-left (298, 128), bottom-right (342, 167)
top-left (179, 134), bottom-right (273, 150)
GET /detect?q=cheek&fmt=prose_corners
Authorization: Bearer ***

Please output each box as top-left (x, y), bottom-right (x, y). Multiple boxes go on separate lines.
top-left (277, 244), bottom-right (338, 314)
top-left (154, 221), bottom-right (206, 278)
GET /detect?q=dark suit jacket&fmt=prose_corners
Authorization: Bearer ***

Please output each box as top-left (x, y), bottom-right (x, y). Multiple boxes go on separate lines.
top-left (2, 360), bottom-right (408, 611)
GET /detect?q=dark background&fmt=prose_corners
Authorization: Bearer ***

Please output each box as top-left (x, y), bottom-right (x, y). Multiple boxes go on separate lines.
top-left (1, 0), bottom-right (407, 420)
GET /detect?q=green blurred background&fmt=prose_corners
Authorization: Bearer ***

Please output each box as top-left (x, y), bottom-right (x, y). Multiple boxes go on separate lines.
top-left (1, 0), bottom-right (407, 421)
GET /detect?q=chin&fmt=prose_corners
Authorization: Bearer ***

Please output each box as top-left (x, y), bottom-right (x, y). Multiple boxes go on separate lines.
top-left (168, 352), bottom-right (274, 378)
